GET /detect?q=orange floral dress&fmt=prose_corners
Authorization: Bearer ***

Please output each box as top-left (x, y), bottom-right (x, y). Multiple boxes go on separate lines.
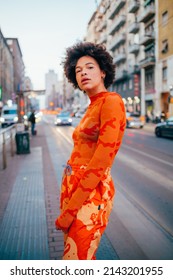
top-left (55, 91), bottom-right (126, 260)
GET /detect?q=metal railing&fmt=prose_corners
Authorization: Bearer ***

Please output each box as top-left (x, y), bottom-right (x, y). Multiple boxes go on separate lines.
top-left (0, 124), bottom-right (16, 169)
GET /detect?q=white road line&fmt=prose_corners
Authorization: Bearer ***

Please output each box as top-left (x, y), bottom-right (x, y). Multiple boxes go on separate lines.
top-left (116, 152), bottom-right (173, 191)
top-left (122, 143), bottom-right (173, 168)
top-left (56, 128), bottom-right (73, 145)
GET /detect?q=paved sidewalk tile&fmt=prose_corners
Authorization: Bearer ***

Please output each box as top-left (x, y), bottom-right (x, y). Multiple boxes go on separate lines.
top-left (0, 147), bottom-right (49, 260)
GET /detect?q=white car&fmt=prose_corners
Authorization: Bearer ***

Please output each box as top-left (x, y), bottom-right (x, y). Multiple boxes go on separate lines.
top-left (0, 104), bottom-right (18, 128)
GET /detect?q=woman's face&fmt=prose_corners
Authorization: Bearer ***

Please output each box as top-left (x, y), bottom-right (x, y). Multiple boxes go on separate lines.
top-left (75, 56), bottom-right (106, 95)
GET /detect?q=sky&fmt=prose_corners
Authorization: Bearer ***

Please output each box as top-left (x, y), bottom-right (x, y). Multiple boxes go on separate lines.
top-left (0, 0), bottom-right (100, 90)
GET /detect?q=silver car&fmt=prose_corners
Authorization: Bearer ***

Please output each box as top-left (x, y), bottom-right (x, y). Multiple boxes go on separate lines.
top-left (54, 111), bottom-right (72, 126)
top-left (126, 112), bottom-right (145, 129)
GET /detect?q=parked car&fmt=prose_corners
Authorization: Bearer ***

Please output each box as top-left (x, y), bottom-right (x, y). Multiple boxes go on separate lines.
top-left (54, 111), bottom-right (72, 126)
top-left (155, 116), bottom-right (173, 138)
top-left (0, 104), bottom-right (18, 128)
top-left (126, 112), bottom-right (145, 128)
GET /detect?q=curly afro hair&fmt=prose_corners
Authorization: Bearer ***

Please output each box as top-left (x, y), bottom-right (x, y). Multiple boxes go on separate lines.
top-left (62, 42), bottom-right (115, 89)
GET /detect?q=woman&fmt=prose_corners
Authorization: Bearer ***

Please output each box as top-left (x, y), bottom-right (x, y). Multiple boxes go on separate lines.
top-left (55, 42), bottom-right (126, 260)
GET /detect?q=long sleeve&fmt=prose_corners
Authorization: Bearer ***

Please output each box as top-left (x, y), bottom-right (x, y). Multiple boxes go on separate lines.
top-left (55, 93), bottom-right (126, 231)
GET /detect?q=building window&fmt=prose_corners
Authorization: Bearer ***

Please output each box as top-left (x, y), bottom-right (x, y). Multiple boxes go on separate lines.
top-left (162, 11), bottom-right (168, 25)
top-left (161, 39), bottom-right (168, 54)
top-left (145, 45), bottom-right (155, 58)
top-left (162, 67), bottom-right (167, 80)
top-left (145, 68), bottom-right (154, 89)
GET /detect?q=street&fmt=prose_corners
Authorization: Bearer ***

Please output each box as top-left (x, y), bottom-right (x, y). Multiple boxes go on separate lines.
top-left (44, 115), bottom-right (173, 260)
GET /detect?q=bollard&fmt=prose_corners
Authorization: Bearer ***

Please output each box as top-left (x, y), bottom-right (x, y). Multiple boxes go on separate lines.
top-left (10, 129), bottom-right (14, 157)
top-left (2, 132), bottom-right (7, 169)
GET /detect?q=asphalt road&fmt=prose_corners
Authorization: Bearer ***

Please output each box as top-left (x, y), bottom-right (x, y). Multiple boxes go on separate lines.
top-left (107, 128), bottom-right (173, 260)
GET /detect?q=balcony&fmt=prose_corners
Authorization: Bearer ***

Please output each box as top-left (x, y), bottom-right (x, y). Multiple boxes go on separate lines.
top-left (138, 5), bottom-right (155, 23)
top-left (144, 0), bottom-right (153, 7)
top-left (128, 43), bottom-right (140, 54)
top-left (113, 52), bottom-right (126, 64)
top-left (139, 31), bottom-right (155, 46)
top-left (116, 70), bottom-right (128, 81)
top-left (108, 0), bottom-right (126, 19)
top-left (128, 65), bottom-right (140, 74)
top-left (109, 33), bottom-right (126, 51)
top-left (128, 0), bottom-right (140, 13)
top-left (128, 22), bottom-right (140, 33)
top-left (97, 19), bottom-right (107, 32)
top-left (139, 55), bottom-right (155, 68)
top-left (99, 34), bottom-right (107, 44)
top-left (109, 15), bottom-right (126, 35)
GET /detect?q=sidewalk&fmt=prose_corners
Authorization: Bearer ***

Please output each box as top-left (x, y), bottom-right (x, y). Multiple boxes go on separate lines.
top-left (0, 122), bottom-right (118, 260)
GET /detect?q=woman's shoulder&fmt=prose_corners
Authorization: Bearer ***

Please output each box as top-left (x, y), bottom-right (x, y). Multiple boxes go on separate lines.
top-left (105, 91), bottom-right (123, 102)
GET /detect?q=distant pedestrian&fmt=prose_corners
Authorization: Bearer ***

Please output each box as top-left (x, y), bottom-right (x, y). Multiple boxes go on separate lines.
top-left (160, 111), bottom-right (166, 122)
top-left (55, 42), bottom-right (126, 260)
top-left (28, 110), bottom-right (36, 135)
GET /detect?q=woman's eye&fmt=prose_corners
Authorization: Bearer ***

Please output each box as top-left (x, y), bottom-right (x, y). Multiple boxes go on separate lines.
top-left (76, 69), bottom-right (81, 74)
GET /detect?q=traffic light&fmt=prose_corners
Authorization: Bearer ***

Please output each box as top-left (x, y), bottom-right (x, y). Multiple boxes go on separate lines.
top-left (0, 86), bottom-right (2, 101)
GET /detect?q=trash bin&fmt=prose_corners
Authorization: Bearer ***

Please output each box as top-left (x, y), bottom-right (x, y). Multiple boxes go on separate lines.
top-left (15, 131), bottom-right (30, 154)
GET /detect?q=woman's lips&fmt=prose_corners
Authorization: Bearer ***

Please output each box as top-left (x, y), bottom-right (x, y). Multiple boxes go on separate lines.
top-left (81, 78), bottom-right (90, 84)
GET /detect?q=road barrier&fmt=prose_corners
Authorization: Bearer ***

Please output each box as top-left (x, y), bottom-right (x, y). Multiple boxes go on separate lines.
top-left (0, 125), bottom-right (16, 169)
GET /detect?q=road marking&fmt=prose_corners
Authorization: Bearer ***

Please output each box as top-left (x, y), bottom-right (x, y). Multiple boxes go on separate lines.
top-left (122, 143), bottom-right (173, 168)
top-left (116, 152), bottom-right (173, 191)
top-left (56, 128), bottom-right (73, 145)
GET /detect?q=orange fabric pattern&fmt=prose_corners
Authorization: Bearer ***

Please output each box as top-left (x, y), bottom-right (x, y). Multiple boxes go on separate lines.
top-left (55, 91), bottom-right (126, 259)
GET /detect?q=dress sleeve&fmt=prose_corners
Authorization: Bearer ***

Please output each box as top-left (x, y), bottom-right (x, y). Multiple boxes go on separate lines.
top-left (55, 94), bottom-right (126, 231)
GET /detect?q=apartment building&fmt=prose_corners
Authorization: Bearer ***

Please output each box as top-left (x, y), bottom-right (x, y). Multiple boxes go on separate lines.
top-left (138, 0), bottom-right (156, 117)
top-left (45, 69), bottom-right (59, 109)
top-left (108, 0), bottom-right (142, 114)
top-left (0, 29), bottom-right (14, 105)
top-left (157, 0), bottom-right (173, 117)
top-left (86, 0), bottom-right (173, 119)
top-left (6, 38), bottom-right (25, 94)
top-left (85, 0), bottom-right (144, 114)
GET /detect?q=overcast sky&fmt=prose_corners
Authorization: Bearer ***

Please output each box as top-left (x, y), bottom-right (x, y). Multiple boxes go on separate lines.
top-left (0, 0), bottom-right (100, 89)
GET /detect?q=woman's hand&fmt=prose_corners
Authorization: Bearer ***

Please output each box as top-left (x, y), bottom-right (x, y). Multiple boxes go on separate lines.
top-left (55, 219), bottom-right (68, 233)
top-left (55, 212), bottom-right (73, 234)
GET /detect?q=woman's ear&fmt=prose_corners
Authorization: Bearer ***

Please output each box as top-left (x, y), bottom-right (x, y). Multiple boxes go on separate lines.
top-left (101, 70), bottom-right (106, 79)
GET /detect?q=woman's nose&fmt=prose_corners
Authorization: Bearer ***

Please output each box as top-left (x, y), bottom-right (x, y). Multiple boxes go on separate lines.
top-left (81, 70), bottom-right (87, 76)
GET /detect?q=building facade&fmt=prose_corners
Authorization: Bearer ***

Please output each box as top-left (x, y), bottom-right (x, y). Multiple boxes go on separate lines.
top-left (0, 29), bottom-right (14, 106)
top-left (6, 38), bottom-right (25, 94)
top-left (45, 69), bottom-right (59, 109)
top-left (157, 0), bottom-right (173, 117)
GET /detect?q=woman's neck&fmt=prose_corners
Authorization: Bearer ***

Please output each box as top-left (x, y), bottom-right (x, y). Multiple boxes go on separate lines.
top-left (85, 86), bottom-right (107, 98)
